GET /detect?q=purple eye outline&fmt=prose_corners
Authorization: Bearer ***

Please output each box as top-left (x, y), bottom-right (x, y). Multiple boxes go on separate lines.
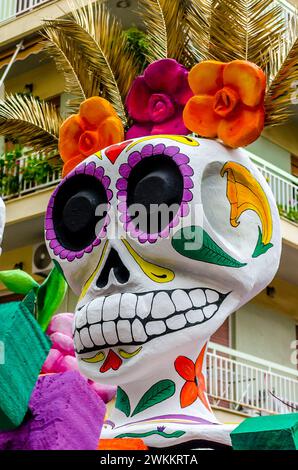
top-left (116, 143), bottom-right (194, 244)
top-left (45, 161), bottom-right (113, 262)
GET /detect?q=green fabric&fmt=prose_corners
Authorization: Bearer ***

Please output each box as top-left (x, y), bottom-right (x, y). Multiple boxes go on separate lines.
top-left (0, 301), bottom-right (51, 430)
top-left (23, 290), bottom-right (37, 316)
top-left (231, 414), bottom-right (298, 450)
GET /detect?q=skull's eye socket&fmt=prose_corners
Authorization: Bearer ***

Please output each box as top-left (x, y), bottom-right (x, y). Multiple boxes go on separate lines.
top-left (126, 155), bottom-right (184, 234)
top-left (52, 174), bottom-right (108, 251)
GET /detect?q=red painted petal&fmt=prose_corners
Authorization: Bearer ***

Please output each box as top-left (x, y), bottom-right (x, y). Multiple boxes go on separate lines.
top-left (100, 350), bottom-right (122, 373)
top-left (126, 76), bottom-right (151, 122)
top-left (180, 381), bottom-right (198, 408)
top-left (175, 356), bottom-right (195, 381)
top-left (195, 343), bottom-right (207, 376)
top-left (105, 140), bottom-right (134, 164)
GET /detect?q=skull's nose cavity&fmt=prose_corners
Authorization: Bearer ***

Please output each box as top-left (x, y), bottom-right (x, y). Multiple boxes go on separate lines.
top-left (96, 248), bottom-right (130, 288)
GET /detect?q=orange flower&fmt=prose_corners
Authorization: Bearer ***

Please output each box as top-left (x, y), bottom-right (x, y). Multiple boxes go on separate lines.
top-left (59, 97), bottom-right (124, 176)
top-left (174, 343), bottom-right (210, 411)
top-left (183, 60), bottom-right (266, 148)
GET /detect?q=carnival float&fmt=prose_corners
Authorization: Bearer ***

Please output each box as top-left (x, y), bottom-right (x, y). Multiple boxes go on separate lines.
top-left (0, 0), bottom-right (297, 450)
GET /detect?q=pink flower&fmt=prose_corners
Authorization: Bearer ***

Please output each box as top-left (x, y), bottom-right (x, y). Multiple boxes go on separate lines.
top-left (42, 313), bottom-right (117, 404)
top-left (126, 59), bottom-right (193, 138)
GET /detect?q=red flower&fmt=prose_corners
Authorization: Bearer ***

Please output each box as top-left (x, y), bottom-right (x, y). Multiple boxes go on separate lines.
top-left (174, 343), bottom-right (210, 410)
top-left (126, 58), bottom-right (193, 138)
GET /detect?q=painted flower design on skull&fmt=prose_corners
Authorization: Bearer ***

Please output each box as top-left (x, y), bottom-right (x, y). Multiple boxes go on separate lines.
top-left (126, 59), bottom-right (193, 139)
top-left (183, 60), bottom-right (266, 148)
top-left (175, 343), bottom-right (210, 411)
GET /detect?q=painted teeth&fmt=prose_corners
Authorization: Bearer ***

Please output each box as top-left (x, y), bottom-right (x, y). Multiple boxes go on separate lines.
top-left (206, 290), bottom-right (219, 303)
top-left (166, 314), bottom-right (186, 331)
top-left (74, 331), bottom-right (84, 353)
top-left (117, 320), bottom-right (133, 344)
top-left (89, 324), bottom-right (105, 346)
top-left (75, 307), bottom-right (87, 329)
top-left (186, 309), bottom-right (204, 324)
top-left (74, 287), bottom-right (227, 353)
top-left (132, 319), bottom-right (148, 342)
top-left (146, 321), bottom-right (166, 336)
top-left (87, 298), bottom-right (104, 324)
top-left (171, 290), bottom-right (192, 312)
top-left (80, 327), bottom-right (93, 349)
top-left (151, 292), bottom-right (175, 319)
top-left (103, 294), bottom-right (121, 321)
top-left (102, 321), bottom-right (118, 345)
top-left (120, 293), bottom-right (137, 318)
top-left (203, 304), bottom-right (218, 318)
top-left (136, 293), bottom-right (153, 319)
top-left (189, 289), bottom-right (206, 307)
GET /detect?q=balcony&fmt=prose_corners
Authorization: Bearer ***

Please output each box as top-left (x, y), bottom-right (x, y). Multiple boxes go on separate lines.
top-left (0, 0), bottom-right (51, 25)
top-left (0, 150), bottom-right (61, 200)
top-left (248, 152), bottom-right (298, 224)
top-left (207, 343), bottom-right (298, 416)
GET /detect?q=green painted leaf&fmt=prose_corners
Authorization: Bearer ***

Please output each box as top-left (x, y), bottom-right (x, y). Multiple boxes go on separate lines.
top-left (172, 226), bottom-right (246, 268)
top-left (0, 270), bottom-right (39, 295)
top-left (132, 380), bottom-right (176, 417)
top-left (116, 387), bottom-right (131, 417)
top-left (53, 259), bottom-right (66, 280)
top-left (37, 267), bottom-right (68, 331)
top-left (252, 226), bottom-right (273, 258)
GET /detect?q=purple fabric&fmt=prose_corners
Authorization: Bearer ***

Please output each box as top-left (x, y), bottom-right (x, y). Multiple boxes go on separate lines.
top-left (126, 58), bottom-right (193, 138)
top-left (0, 372), bottom-right (106, 450)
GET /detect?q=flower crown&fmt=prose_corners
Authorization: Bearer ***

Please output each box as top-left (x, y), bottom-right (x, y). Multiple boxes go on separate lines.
top-left (0, 0), bottom-right (296, 169)
top-left (59, 58), bottom-right (266, 176)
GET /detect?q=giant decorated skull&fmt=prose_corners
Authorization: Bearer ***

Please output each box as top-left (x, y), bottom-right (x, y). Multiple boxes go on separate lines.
top-left (45, 135), bottom-right (281, 447)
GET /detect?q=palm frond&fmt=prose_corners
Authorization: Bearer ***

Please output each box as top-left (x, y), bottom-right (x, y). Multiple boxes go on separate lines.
top-left (0, 94), bottom-right (62, 153)
top-left (42, 25), bottom-right (98, 112)
top-left (138, 0), bottom-right (168, 61)
top-left (47, 0), bottom-right (139, 126)
top-left (265, 37), bottom-right (298, 126)
top-left (138, 0), bottom-right (191, 66)
top-left (234, 0), bottom-right (286, 67)
top-left (209, 0), bottom-right (244, 62)
top-left (187, 0), bottom-right (213, 62)
top-left (160, 0), bottom-right (191, 66)
top-left (187, 0), bottom-right (287, 67)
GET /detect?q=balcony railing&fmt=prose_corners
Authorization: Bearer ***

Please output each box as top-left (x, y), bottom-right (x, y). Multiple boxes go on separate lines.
top-left (0, 152), bottom-right (61, 200)
top-left (0, 0), bottom-right (51, 24)
top-left (207, 343), bottom-right (298, 416)
top-left (247, 152), bottom-right (298, 224)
